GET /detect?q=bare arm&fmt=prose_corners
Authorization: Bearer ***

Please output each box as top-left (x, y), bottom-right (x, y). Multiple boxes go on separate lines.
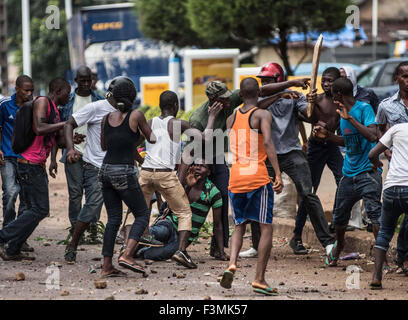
top-left (101, 115), bottom-right (107, 151)
top-left (133, 110), bottom-right (156, 144)
top-left (259, 78), bottom-right (310, 97)
top-left (368, 141), bottom-right (387, 169)
top-left (259, 111), bottom-right (283, 193)
top-left (49, 142), bottom-right (58, 178)
top-left (32, 97), bottom-right (65, 136)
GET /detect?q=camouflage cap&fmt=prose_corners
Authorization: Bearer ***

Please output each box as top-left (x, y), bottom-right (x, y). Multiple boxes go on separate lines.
top-left (205, 81), bottom-right (232, 100)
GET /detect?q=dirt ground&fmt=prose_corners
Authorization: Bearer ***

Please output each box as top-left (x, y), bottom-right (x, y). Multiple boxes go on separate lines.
top-left (0, 157), bottom-right (407, 301)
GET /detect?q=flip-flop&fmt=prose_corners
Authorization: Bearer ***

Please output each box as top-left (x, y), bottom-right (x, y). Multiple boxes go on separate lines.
top-left (220, 270), bottom-right (235, 289)
top-left (369, 282), bottom-right (382, 290)
top-left (382, 266), bottom-right (392, 274)
top-left (325, 241), bottom-right (338, 267)
top-left (118, 260), bottom-right (146, 274)
top-left (253, 286), bottom-right (279, 296)
top-left (101, 269), bottom-right (128, 278)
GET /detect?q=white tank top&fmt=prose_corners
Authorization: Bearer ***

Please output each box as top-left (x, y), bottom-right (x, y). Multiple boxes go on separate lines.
top-left (142, 116), bottom-right (180, 170)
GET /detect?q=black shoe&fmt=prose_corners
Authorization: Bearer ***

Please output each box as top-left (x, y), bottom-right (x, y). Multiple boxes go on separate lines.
top-left (64, 246), bottom-right (77, 263)
top-left (172, 250), bottom-right (197, 269)
top-left (367, 223), bottom-right (373, 233)
top-left (329, 224), bottom-right (335, 233)
top-left (21, 241), bottom-right (34, 252)
top-left (0, 244), bottom-right (35, 261)
top-left (139, 235), bottom-right (164, 247)
top-left (289, 238), bottom-right (308, 255)
top-left (346, 225), bottom-right (356, 232)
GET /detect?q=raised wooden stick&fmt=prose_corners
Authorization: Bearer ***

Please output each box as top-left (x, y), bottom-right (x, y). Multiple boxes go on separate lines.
top-left (307, 34), bottom-right (323, 118)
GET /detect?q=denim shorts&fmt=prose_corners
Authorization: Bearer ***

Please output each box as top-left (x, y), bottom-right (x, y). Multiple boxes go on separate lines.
top-left (333, 170), bottom-right (382, 227)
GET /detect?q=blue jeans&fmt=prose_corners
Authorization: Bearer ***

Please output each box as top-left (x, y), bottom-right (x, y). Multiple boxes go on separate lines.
top-left (0, 157), bottom-right (26, 227)
top-left (375, 187), bottom-right (408, 257)
top-left (295, 139), bottom-right (344, 234)
top-left (397, 214), bottom-right (408, 263)
top-left (333, 170), bottom-right (382, 227)
top-left (74, 162), bottom-right (103, 224)
top-left (65, 159), bottom-right (84, 228)
top-left (99, 164), bottom-right (150, 257)
top-left (0, 163), bottom-right (49, 255)
top-left (139, 219), bottom-right (179, 261)
top-left (209, 158), bottom-right (229, 248)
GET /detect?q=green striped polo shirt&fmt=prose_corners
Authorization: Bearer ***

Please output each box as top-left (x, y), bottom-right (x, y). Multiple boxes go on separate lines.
top-left (167, 178), bottom-right (223, 242)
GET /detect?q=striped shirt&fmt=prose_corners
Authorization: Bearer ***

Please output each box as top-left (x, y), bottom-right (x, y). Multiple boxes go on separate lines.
top-left (376, 91), bottom-right (408, 127)
top-left (167, 178), bottom-right (222, 242)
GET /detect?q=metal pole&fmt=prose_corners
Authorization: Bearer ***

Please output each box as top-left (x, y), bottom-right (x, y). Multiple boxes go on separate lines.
top-left (65, 0), bottom-right (72, 21)
top-left (372, 0), bottom-right (378, 61)
top-left (22, 0), bottom-right (31, 76)
top-left (0, 0), bottom-right (9, 95)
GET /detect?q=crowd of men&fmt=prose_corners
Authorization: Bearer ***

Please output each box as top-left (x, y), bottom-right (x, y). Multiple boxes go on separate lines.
top-left (0, 60), bottom-right (407, 294)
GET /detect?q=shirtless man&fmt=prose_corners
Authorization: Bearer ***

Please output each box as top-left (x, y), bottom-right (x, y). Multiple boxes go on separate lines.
top-left (294, 67), bottom-right (344, 251)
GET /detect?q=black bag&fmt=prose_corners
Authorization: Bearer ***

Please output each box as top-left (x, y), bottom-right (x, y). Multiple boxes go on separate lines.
top-left (11, 97), bottom-right (56, 154)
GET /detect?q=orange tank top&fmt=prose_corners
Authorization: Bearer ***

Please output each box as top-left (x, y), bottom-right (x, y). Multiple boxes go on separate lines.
top-left (228, 107), bottom-right (270, 193)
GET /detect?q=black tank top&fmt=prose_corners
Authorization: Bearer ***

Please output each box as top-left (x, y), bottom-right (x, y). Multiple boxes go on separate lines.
top-left (103, 111), bottom-right (140, 165)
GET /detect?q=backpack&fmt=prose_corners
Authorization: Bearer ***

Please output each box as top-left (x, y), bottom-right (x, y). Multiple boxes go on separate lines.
top-left (11, 96), bottom-right (57, 154)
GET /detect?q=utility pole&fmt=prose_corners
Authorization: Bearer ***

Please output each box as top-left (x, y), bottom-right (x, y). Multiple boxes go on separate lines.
top-left (0, 0), bottom-right (8, 95)
top-left (372, 0), bottom-right (378, 61)
top-left (22, 0), bottom-right (31, 76)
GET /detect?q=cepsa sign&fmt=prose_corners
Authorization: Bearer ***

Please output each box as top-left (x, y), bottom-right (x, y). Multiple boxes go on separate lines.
top-left (92, 22), bottom-right (123, 31)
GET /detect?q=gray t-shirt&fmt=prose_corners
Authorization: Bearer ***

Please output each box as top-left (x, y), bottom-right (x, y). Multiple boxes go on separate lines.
top-left (72, 99), bottom-right (116, 168)
top-left (260, 93), bottom-right (307, 155)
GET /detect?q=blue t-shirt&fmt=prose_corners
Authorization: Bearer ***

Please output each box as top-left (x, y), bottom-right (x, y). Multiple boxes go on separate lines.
top-left (0, 94), bottom-right (22, 158)
top-left (340, 100), bottom-right (378, 177)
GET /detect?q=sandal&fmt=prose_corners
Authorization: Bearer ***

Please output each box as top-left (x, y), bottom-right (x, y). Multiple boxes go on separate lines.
top-left (101, 269), bottom-right (127, 278)
top-left (325, 241), bottom-right (338, 267)
top-left (220, 269), bottom-right (235, 289)
top-left (369, 282), bottom-right (382, 290)
top-left (118, 259), bottom-right (146, 275)
top-left (64, 247), bottom-right (77, 263)
top-left (252, 285), bottom-right (279, 296)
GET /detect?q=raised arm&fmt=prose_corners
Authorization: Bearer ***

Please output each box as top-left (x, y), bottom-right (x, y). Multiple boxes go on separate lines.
top-left (260, 78), bottom-right (310, 97)
top-left (32, 97), bottom-right (66, 136)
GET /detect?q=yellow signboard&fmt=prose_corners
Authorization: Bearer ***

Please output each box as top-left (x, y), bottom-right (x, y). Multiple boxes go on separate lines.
top-left (192, 58), bottom-right (234, 107)
top-left (142, 82), bottom-right (169, 107)
top-left (287, 75), bottom-right (323, 95)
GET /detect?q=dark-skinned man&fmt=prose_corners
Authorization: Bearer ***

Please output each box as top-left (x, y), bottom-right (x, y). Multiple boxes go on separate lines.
top-left (188, 77), bottom-right (310, 258)
top-left (313, 77), bottom-right (382, 267)
top-left (375, 61), bottom-right (408, 272)
top-left (0, 78), bottom-right (70, 261)
top-left (220, 78), bottom-right (283, 296)
top-left (138, 90), bottom-right (222, 268)
top-left (60, 66), bottom-right (103, 241)
top-left (294, 67), bottom-right (349, 253)
top-left (0, 75), bottom-right (33, 252)
top-left (239, 62), bottom-right (336, 259)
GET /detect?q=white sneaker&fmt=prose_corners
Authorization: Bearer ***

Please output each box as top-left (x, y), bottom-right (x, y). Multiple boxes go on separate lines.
top-left (239, 247), bottom-right (258, 258)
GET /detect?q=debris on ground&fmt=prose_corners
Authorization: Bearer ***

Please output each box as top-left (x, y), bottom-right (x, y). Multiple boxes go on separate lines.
top-left (203, 296), bottom-right (211, 300)
top-left (16, 272), bottom-right (25, 281)
top-left (94, 280), bottom-right (107, 289)
top-left (339, 252), bottom-right (360, 260)
top-left (60, 290), bottom-right (69, 296)
top-left (135, 289), bottom-right (148, 295)
top-left (104, 295), bottom-right (115, 300)
top-left (177, 274), bottom-right (186, 279)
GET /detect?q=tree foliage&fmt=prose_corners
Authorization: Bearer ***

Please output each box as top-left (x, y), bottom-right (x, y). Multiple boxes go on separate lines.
top-left (187, 0), bottom-right (352, 75)
top-left (7, 0), bottom-right (122, 88)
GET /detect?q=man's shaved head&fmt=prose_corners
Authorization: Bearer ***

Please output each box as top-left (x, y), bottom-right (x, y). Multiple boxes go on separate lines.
top-left (240, 77), bottom-right (259, 99)
top-left (75, 66), bottom-right (92, 79)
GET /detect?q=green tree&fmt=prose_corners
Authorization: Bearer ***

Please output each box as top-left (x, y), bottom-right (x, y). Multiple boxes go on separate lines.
top-left (187, 0), bottom-right (352, 75)
top-left (8, 0), bottom-right (123, 88)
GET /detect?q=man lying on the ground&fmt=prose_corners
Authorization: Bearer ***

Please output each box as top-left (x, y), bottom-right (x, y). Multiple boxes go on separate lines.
top-left (122, 159), bottom-right (228, 262)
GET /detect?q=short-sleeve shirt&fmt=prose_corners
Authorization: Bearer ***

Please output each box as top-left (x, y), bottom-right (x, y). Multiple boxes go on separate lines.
top-left (0, 94), bottom-right (22, 158)
top-left (340, 100), bottom-right (378, 177)
top-left (380, 123), bottom-right (408, 190)
top-left (167, 178), bottom-right (222, 242)
top-left (262, 92), bottom-right (307, 155)
top-left (189, 90), bottom-right (242, 158)
top-left (375, 91), bottom-right (408, 127)
top-left (72, 99), bottom-right (115, 168)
